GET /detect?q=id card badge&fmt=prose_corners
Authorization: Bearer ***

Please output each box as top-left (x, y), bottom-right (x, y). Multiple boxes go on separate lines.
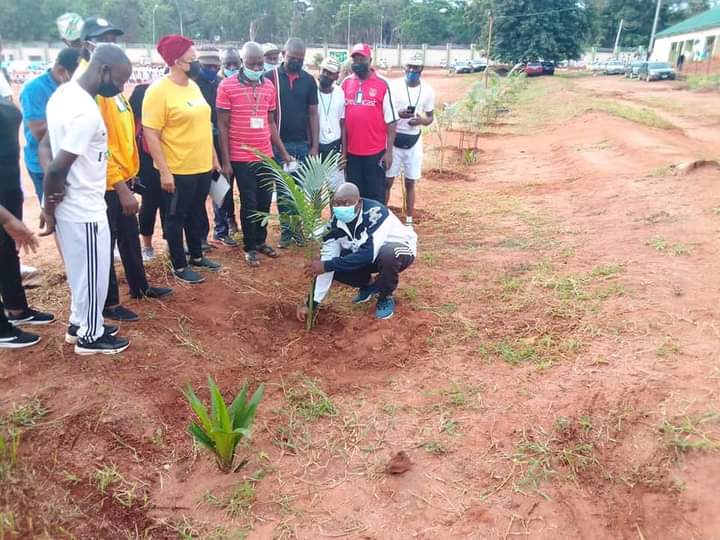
top-left (250, 117), bottom-right (265, 129)
top-left (323, 126), bottom-right (334, 138)
top-left (354, 89), bottom-right (363, 104)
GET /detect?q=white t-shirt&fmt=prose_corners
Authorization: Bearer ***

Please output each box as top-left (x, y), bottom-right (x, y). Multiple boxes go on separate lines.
top-left (317, 86), bottom-right (345, 145)
top-left (46, 81), bottom-right (108, 222)
top-left (390, 78), bottom-right (435, 136)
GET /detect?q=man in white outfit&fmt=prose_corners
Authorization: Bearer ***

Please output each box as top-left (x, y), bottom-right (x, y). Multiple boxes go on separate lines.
top-left (384, 52), bottom-right (435, 226)
top-left (316, 56), bottom-right (345, 189)
top-left (41, 44), bottom-right (132, 355)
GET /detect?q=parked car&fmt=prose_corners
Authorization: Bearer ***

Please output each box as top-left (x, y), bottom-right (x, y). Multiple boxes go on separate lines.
top-left (625, 60), bottom-right (646, 79)
top-left (589, 60), bottom-right (606, 73)
top-left (541, 61), bottom-right (555, 75)
top-left (470, 59), bottom-right (487, 72)
top-left (524, 61), bottom-right (544, 77)
top-left (604, 60), bottom-right (625, 75)
top-left (451, 60), bottom-right (473, 74)
top-left (638, 62), bottom-right (676, 81)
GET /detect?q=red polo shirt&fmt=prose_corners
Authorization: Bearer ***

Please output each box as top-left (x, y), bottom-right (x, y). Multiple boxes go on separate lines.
top-left (341, 71), bottom-right (397, 156)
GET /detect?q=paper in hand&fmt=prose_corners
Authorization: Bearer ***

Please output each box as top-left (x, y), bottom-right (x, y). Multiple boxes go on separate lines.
top-left (210, 174), bottom-right (231, 206)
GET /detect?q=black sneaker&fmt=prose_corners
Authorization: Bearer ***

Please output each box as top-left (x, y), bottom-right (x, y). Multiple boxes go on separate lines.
top-left (130, 286), bottom-right (173, 300)
top-left (75, 333), bottom-right (130, 356)
top-left (174, 267), bottom-right (205, 284)
top-left (190, 257), bottom-right (221, 272)
top-left (65, 323), bottom-right (119, 345)
top-left (215, 235), bottom-right (238, 247)
top-left (0, 327), bottom-right (41, 349)
top-left (7, 308), bottom-right (55, 326)
top-left (103, 305), bottom-right (140, 322)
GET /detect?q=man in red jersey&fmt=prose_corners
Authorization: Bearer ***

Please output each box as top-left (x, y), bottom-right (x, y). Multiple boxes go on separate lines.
top-left (341, 43), bottom-right (397, 203)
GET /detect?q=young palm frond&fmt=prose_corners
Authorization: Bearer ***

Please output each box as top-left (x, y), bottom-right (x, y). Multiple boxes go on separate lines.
top-left (254, 152), bottom-right (342, 330)
top-left (184, 377), bottom-right (264, 473)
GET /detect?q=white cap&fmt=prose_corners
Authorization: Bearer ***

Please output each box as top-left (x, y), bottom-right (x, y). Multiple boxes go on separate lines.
top-left (320, 57), bottom-right (341, 74)
top-left (406, 52), bottom-right (424, 67)
top-left (56, 12), bottom-right (84, 41)
top-left (262, 42), bottom-right (280, 55)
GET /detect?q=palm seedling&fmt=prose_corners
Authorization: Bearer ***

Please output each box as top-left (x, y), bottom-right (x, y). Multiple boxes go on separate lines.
top-left (254, 151), bottom-right (342, 330)
top-left (184, 377), bottom-right (265, 473)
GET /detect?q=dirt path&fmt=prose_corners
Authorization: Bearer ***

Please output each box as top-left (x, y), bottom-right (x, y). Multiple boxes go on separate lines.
top-left (1, 73), bottom-right (719, 539)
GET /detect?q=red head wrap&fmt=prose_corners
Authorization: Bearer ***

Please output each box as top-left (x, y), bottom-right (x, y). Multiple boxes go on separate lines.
top-left (157, 34), bottom-right (194, 66)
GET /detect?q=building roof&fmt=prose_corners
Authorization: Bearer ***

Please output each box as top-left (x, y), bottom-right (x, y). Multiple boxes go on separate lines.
top-left (656, 6), bottom-right (720, 39)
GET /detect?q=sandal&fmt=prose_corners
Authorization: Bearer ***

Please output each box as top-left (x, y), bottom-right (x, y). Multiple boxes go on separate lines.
top-left (245, 251), bottom-right (260, 267)
top-left (257, 243), bottom-right (279, 258)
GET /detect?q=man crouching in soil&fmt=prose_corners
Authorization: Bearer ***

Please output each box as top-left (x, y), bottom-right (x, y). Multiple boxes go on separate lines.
top-left (298, 183), bottom-right (416, 321)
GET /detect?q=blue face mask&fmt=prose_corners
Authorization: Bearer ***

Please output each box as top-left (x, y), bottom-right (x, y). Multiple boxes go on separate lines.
top-left (243, 67), bottom-right (264, 82)
top-left (405, 71), bottom-right (421, 84)
top-left (332, 205), bottom-right (358, 223)
top-left (264, 62), bottom-right (277, 72)
top-left (200, 66), bottom-right (218, 82)
top-left (224, 68), bottom-right (239, 78)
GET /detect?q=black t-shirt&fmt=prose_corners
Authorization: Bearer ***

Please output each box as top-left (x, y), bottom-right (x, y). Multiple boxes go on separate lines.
top-left (266, 64), bottom-right (318, 143)
top-left (0, 99), bottom-right (22, 192)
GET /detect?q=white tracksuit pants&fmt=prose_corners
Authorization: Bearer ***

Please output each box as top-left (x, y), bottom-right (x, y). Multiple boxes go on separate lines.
top-left (55, 218), bottom-right (110, 343)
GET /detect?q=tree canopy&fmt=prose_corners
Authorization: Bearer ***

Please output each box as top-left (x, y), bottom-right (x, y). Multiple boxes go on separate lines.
top-left (0, 0), bottom-right (716, 61)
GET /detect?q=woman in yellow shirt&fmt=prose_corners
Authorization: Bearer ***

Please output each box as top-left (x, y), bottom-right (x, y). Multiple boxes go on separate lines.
top-left (143, 35), bottom-right (221, 284)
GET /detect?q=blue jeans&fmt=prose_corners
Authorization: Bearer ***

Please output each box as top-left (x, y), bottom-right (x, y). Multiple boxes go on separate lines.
top-left (27, 170), bottom-right (44, 203)
top-left (273, 140), bottom-right (309, 242)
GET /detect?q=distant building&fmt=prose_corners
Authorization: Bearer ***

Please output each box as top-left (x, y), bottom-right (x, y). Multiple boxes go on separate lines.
top-left (652, 6), bottom-right (720, 63)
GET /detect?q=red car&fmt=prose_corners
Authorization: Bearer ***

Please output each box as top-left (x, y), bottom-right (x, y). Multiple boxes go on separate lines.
top-left (524, 61), bottom-right (544, 77)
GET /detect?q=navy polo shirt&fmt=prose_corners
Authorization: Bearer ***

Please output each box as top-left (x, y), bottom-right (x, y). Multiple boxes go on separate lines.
top-left (265, 64), bottom-right (318, 143)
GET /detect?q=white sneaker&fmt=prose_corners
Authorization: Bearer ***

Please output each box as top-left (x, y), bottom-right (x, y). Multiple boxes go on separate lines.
top-left (142, 247), bottom-right (156, 261)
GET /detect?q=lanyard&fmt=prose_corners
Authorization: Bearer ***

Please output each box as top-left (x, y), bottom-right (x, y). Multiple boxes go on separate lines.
top-left (405, 82), bottom-right (422, 110)
top-left (237, 73), bottom-right (263, 115)
top-left (319, 90), bottom-right (333, 119)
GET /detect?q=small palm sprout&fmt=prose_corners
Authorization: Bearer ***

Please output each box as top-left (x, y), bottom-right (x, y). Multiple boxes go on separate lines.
top-left (184, 377), bottom-right (264, 473)
top-left (255, 151), bottom-right (342, 330)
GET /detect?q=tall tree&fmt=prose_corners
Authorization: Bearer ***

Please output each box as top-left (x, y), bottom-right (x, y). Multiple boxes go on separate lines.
top-left (492, 0), bottom-right (591, 62)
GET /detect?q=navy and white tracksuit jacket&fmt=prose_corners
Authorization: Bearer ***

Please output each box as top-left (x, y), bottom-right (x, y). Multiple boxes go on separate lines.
top-left (313, 198), bottom-right (417, 303)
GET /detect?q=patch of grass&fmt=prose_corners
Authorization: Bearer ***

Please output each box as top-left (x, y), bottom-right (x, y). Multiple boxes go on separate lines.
top-left (420, 252), bottom-right (438, 266)
top-left (226, 481), bottom-right (256, 519)
top-left (660, 412), bottom-right (720, 456)
top-left (421, 441), bottom-right (449, 455)
top-left (645, 237), bottom-right (689, 256)
top-left (92, 464), bottom-right (122, 494)
top-left (283, 378), bottom-right (337, 421)
top-left (0, 429), bottom-right (20, 481)
top-left (685, 73), bottom-right (720, 92)
top-left (591, 100), bottom-right (674, 129)
top-left (4, 397), bottom-right (49, 427)
top-left (656, 339), bottom-right (681, 358)
top-left (400, 286), bottom-right (418, 302)
top-left (590, 264), bottom-right (624, 277)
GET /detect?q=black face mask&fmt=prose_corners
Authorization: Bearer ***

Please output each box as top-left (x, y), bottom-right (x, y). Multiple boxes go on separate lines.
top-left (286, 59), bottom-right (303, 73)
top-left (319, 75), bottom-right (334, 89)
top-left (185, 60), bottom-right (201, 78)
top-left (351, 62), bottom-right (369, 76)
top-left (98, 71), bottom-right (122, 97)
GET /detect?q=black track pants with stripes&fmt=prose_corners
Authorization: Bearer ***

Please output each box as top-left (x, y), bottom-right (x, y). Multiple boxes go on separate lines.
top-left (333, 242), bottom-right (415, 299)
top-left (55, 218), bottom-right (111, 343)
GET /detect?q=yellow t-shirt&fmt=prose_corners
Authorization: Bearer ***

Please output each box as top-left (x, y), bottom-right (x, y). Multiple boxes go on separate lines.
top-left (97, 94), bottom-right (139, 189)
top-left (141, 76), bottom-right (213, 175)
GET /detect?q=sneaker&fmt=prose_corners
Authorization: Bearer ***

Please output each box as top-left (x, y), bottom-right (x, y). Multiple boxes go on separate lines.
top-left (375, 297), bottom-right (396, 320)
top-left (215, 235), bottom-right (238, 247)
top-left (130, 286), bottom-right (173, 300)
top-left (174, 267), bottom-right (205, 284)
top-left (75, 333), bottom-right (130, 356)
top-left (0, 327), bottom-right (41, 349)
top-left (245, 251), bottom-right (260, 267)
top-left (141, 247), bottom-right (156, 262)
top-left (190, 257), bottom-right (221, 272)
top-left (66, 323), bottom-right (119, 345)
top-left (352, 284), bottom-right (378, 304)
top-left (7, 308), bottom-right (56, 326)
top-left (103, 305), bottom-right (140, 322)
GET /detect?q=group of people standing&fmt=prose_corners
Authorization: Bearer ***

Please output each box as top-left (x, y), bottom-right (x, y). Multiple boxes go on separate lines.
top-left (0, 13), bottom-right (434, 353)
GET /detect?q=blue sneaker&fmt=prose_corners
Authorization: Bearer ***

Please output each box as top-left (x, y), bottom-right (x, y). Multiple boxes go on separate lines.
top-left (375, 297), bottom-right (395, 320)
top-left (352, 284), bottom-right (378, 304)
